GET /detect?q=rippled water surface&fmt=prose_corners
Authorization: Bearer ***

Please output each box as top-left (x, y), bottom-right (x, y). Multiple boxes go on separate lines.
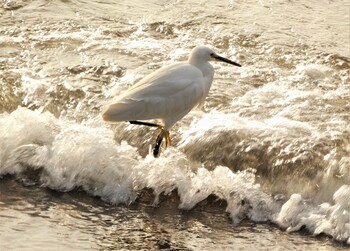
top-left (1, 0), bottom-right (349, 250)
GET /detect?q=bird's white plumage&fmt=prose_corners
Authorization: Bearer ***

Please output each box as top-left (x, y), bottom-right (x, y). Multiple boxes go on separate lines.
top-left (102, 46), bottom-right (240, 131)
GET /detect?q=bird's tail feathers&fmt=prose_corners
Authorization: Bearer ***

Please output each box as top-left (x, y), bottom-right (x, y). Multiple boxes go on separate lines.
top-left (101, 100), bottom-right (142, 122)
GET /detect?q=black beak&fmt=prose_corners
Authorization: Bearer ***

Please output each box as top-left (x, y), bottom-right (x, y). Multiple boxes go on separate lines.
top-left (213, 55), bottom-right (241, 67)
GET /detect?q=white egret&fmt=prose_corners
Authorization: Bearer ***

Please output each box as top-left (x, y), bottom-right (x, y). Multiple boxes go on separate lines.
top-left (102, 46), bottom-right (241, 157)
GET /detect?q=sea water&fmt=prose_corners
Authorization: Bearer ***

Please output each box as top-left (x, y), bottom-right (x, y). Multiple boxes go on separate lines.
top-left (0, 0), bottom-right (349, 250)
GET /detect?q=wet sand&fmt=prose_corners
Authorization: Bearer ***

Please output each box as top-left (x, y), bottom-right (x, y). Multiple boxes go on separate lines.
top-left (0, 177), bottom-right (347, 251)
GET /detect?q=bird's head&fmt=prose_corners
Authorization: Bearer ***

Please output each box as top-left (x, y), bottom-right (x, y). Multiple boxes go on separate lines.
top-left (189, 45), bottom-right (241, 67)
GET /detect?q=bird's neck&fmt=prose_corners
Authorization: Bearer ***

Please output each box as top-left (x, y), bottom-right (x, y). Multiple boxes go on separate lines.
top-left (189, 60), bottom-right (214, 78)
top-left (189, 61), bottom-right (214, 99)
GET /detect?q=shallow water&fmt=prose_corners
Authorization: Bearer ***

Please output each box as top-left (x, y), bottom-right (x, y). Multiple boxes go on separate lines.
top-left (1, 0), bottom-right (349, 250)
top-left (1, 178), bottom-right (348, 251)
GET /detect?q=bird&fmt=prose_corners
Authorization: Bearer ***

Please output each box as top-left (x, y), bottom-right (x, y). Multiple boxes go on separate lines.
top-left (102, 45), bottom-right (241, 157)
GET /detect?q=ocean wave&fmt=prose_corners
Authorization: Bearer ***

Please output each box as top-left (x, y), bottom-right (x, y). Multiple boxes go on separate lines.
top-left (0, 107), bottom-right (348, 243)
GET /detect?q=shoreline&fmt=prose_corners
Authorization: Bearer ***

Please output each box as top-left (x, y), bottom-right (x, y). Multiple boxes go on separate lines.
top-left (0, 177), bottom-right (348, 250)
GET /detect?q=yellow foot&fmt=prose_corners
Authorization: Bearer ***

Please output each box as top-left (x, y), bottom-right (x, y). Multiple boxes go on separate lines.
top-left (165, 131), bottom-right (171, 147)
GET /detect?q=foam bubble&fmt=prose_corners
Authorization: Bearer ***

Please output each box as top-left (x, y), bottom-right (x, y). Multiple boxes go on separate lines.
top-left (276, 186), bottom-right (350, 243)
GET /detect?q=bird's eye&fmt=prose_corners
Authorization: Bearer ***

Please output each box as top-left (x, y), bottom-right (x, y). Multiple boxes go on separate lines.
top-left (210, 53), bottom-right (214, 57)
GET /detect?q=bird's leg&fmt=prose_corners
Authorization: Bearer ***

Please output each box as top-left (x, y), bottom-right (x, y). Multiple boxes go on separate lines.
top-left (165, 131), bottom-right (171, 147)
top-left (129, 121), bottom-right (167, 157)
top-left (153, 129), bottom-right (166, 158)
top-left (129, 121), bottom-right (161, 128)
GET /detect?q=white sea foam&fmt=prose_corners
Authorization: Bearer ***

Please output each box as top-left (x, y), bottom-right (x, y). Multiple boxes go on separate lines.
top-left (276, 186), bottom-right (350, 244)
top-left (0, 107), bottom-right (349, 243)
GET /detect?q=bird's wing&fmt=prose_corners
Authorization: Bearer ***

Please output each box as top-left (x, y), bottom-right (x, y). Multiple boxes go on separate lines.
top-left (119, 63), bottom-right (201, 99)
top-left (102, 63), bottom-right (204, 122)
